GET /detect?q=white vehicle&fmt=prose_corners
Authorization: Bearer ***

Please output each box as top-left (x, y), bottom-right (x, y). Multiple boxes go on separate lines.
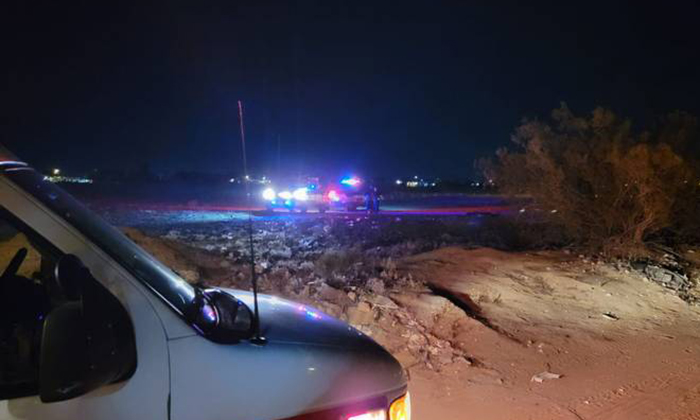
top-left (0, 146), bottom-right (410, 420)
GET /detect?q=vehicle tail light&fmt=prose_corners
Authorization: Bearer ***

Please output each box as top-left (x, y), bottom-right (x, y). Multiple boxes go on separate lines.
top-left (328, 190), bottom-right (340, 202)
top-left (347, 409), bottom-right (385, 420)
top-left (389, 393), bottom-right (411, 420)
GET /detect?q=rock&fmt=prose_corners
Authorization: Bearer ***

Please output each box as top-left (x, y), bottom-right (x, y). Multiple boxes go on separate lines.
top-left (407, 333), bottom-right (428, 350)
top-left (644, 264), bottom-right (689, 291)
top-left (270, 247), bottom-right (293, 259)
top-left (428, 347), bottom-right (454, 367)
top-left (602, 311), bottom-right (619, 320)
top-left (165, 229), bottom-right (181, 239)
top-left (531, 371), bottom-right (562, 383)
top-left (459, 356), bottom-right (474, 366)
top-left (299, 261), bottom-right (315, 271)
top-left (367, 277), bottom-right (386, 294)
top-left (347, 301), bottom-right (374, 326)
top-left (368, 294), bottom-right (399, 310)
top-left (317, 302), bottom-right (342, 318)
top-left (317, 283), bottom-right (353, 306)
top-left (391, 292), bottom-right (464, 329)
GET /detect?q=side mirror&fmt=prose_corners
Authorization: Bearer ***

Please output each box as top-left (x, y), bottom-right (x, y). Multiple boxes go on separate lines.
top-left (207, 290), bottom-right (254, 343)
top-left (39, 302), bottom-right (89, 401)
top-left (186, 288), bottom-right (254, 344)
top-left (40, 255), bottom-right (137, 403)
top-left (54, 254), bottom-right (85, 301)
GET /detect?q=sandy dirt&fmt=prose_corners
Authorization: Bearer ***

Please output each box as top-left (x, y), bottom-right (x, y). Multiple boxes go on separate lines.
top-left (122, 227), bottom-right (700, 420)
top-left (401, 247), bottom-right (700, 420)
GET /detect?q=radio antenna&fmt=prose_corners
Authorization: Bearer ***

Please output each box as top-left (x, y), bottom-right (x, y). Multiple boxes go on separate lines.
top-left (238, 100), bottom-right (266, 345)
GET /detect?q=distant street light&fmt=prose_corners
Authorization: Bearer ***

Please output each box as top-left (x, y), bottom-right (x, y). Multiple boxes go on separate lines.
top-left (52, 168), bottom-right (60, 175)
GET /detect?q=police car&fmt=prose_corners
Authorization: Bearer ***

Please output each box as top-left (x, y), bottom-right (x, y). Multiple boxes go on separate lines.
top-left (262, 176), bottom-right (379, 213)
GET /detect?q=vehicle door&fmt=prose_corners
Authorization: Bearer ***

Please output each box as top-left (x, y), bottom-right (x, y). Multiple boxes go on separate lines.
top-left (0, 183), bottom-right (170, 420)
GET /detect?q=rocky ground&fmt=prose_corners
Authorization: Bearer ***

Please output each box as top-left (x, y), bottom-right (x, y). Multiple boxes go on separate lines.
top-left (117, 211), bottom-right (700, 420)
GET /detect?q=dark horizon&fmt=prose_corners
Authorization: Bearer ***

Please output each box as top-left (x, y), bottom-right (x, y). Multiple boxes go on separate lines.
top-left (3, 1), bottom-right (700, 178)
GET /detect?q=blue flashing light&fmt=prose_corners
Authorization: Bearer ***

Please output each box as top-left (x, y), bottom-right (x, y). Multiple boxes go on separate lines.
top-left (341, 176), bottom-right (361, 187)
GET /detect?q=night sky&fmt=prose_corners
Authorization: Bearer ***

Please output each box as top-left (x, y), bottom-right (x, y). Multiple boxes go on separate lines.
top-left (2, 1), bottom-right (699, 178)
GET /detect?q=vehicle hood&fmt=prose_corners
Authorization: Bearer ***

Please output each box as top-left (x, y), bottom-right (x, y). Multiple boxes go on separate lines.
top-left (230, 289), bottom-right (377, 349)
top-left (167, 290), bottom-right (407, 420)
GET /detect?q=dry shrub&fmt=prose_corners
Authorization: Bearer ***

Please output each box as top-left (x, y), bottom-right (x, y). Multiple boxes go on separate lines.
top-left (483, 104), bottom-right (699, 257)
top-left (474, 214), bottom-right (569, 251)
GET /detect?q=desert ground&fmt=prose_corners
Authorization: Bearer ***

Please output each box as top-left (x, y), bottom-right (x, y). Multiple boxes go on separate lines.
top-left (106, 208), bottom-right (700, 420)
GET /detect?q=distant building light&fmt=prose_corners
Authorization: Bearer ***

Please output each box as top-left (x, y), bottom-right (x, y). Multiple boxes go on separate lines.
top-left (44, 175), bottom-right (93, 184)
top-left (406, 181), bottom-right (419, 188)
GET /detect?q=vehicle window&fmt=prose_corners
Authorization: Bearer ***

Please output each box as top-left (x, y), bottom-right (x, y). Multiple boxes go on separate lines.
top-left (5, 169), bottom-right (196, 316)
top-left (0, 209), bottom-right (61, 400)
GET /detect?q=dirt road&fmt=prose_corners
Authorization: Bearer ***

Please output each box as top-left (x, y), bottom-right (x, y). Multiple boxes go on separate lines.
top-left (401, 248), bottom-right (700, 420)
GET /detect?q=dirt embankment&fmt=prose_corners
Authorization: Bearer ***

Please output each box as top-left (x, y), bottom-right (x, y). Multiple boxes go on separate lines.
top-left (125, 227), bottom-right (700, 420)
top-left (402, 247), bottom-right (700, 420)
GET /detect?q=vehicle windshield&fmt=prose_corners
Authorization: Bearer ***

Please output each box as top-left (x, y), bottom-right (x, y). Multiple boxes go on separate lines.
top-left (4, 168), bottom-right (196, 316)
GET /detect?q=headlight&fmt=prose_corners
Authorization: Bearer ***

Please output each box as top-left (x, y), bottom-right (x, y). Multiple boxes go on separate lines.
top-left (389, 393), bottom-right (411, 420)
top-left (293, 187), bottom-right (309, 201)
top-left (262, 188), bottom-right (276, 201)
top-left (278, 191), bottom-right (293, 200)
